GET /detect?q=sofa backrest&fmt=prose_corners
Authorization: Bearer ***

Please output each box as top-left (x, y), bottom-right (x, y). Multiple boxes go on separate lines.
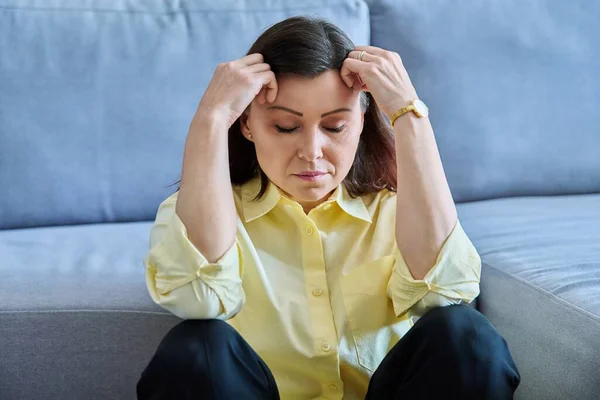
top-left (2, 0), bottom-right (599, 229)
top-left (0, 0), bottom-right (370, 229)
top-left (367, 0), bottom-right (600, 203)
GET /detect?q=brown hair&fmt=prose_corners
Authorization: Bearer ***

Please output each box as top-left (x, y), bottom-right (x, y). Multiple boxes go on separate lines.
top-left (172, 16), bottom-right (397, 199)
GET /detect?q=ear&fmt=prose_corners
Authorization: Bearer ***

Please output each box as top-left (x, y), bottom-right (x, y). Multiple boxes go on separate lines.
top-left (240, 109), bottom-right (253, 141)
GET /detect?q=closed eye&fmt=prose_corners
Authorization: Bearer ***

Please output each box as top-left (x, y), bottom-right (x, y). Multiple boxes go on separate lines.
top-left (326, 125), bottom-right (346, 133)
top-left (275, 125), bottom-right (347, 134)
top-left (275, 125), bottom-right (298, 133)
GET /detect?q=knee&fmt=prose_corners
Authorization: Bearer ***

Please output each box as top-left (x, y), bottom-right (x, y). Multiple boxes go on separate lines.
top-left (153, 319), bottom-right (239, 373)
top-left (414, 304), bottom-right (510, 363)
top-left (414, 305), bottom-right (521, 394)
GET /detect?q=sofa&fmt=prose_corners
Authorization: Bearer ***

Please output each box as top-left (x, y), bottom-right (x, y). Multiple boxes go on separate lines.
top-left (1, 0), bottom-right (598, 399)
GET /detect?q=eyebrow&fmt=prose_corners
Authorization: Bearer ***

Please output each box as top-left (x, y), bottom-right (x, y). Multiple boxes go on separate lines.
top-left (267, 106), bottom-right (352, 118)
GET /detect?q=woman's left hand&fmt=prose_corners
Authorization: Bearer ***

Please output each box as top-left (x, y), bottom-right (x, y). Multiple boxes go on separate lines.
top-left (340, 45), bottom-right (418, 119)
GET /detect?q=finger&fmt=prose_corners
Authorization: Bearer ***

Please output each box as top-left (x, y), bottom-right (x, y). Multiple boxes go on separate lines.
top-left (340, 58), bottom-right (356, 88)
top-left (340, 59), bottom-right (368, 91)
top-left (248, 63), bottom-right (272, 105)
top-left (238, 53), bottom-right (264, 66)
top-left (347, 50), bottom-right (377, 64)
top-left (353, 45), bottom-right (388, 57)
top-left (257, 70), bottom-right (278, 103)
top-left (339, 63), bottom-right (354, 88)
top-left (245, 62), bottom-right (271, 74)
top-left (341, 58), bottom-right (366, 83)
top-left (254, 86), bottom-right (264, 105)
top-left (342, 57), bottom-right (365, 74)
top-left (357, 74), bottom-right (365, 89)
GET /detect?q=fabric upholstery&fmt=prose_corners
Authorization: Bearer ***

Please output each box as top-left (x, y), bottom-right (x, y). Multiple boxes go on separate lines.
top-left (0, 0), bottom-right (370, 229)
top-left (0, 221), bottom-right (182, 398)
top-left (368, 0), bottom-right (600, 202)
top-left (458, 193), bottom-right (600, 399)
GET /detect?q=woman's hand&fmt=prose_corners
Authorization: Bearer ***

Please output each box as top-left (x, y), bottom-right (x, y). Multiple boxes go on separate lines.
top-left (340, 45), bottom-right (418, 119)
top-left (197, 53), bottom-right (278, 128)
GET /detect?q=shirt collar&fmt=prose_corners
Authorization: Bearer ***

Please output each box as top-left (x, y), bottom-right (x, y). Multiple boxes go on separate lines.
top-left (240, 176), bottom-right (372, 224)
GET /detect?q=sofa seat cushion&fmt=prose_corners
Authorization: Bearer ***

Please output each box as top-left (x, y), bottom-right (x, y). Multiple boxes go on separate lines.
top-left (0, 222), bottom-right (181, 399)
top-left (1, 221), bottom-right (164, 312)
top-left (457, 193), bottom-right (600, 400)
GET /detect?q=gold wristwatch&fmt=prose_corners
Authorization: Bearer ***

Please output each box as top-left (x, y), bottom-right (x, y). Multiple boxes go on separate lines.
top-left (390, 98), bottom-right (429, 127)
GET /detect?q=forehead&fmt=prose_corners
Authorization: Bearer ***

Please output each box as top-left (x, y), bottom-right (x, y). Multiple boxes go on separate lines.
top-left (273, 70), bottom-right (358, 109)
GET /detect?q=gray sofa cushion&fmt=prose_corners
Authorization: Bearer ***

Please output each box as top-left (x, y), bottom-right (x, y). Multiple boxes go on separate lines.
top-left (458, 193), bottom-right (600, 400)
top-left (1, 222), bottom-right (158, 312)
top-left (0, 311), bottom-right (180, 400)
top-left (0, 221), bottom-right (182, 399)
top-left (368, 0), bottom-right (600, 202)
top-left (0, 0), bottom-right (370, 229)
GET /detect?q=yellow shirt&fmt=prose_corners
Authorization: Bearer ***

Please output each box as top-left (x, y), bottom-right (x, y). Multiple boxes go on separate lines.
top-left (144, 176), bottom-right (481, 400)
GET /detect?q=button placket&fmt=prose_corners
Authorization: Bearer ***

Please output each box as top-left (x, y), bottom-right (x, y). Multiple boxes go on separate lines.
top-left (300, 215), bottom-right (338, 382)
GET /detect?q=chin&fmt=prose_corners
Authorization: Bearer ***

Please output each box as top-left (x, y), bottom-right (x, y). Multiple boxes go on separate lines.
top-left (290, 179), bottom-right (337, 199)
top-left (273, 173), bottom-right (337, 202)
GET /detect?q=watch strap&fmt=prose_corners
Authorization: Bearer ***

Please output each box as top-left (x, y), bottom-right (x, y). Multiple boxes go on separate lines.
top-left (390, 104), bottom-right (415, 127)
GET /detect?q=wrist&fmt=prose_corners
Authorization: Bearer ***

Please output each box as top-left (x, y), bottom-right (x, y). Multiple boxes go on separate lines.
top-left (193, 106), bottom-right (234, 130)
top-left (390, 97), bottom-right (429, 127)
top-left (385, 99), bottom-right (412, 120)
top-left (392, 110), bottom-right (432, 142)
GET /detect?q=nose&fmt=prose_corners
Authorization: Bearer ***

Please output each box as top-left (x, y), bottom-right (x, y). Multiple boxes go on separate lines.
top-left (297, 128), bottom-right (324, 162)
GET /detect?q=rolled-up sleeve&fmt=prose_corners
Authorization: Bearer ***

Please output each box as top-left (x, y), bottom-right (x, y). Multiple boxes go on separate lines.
top-left (387, 219), bottom-right (481, 320)
top-left (143, 193), bottom-right (245, 320)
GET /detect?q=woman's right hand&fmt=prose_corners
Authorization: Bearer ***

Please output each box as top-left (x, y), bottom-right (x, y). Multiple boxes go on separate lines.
top-left (196, 53), bottom-right (278, 128)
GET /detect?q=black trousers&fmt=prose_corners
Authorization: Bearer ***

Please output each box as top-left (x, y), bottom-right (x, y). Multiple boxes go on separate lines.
top-left (137, 304), bottom-right (520, 399)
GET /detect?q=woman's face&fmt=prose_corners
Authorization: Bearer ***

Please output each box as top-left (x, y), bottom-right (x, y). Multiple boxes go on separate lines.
top-left (241, 70), bottom-right (365, 213)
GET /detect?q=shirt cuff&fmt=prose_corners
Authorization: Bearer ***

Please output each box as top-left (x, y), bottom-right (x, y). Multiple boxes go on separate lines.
top-left (145, 210), bottom-right (244, 316)
top-left (387, 219), bottom-right (481, 318)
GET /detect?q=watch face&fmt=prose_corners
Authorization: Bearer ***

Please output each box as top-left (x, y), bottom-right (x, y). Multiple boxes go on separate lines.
top-left (414, 99), bottom-right (429, 117)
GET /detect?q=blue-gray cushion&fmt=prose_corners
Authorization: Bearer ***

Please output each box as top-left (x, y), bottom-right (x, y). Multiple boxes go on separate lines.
top-left (458, 193), bottom-right (600, 400)
top-left (0, 0), bottom-right (370, 229)
top-left (0, 221), bottom-right (181, 399)
top-left (368, 0), bottom-right (600, 202)
top-left (1, 221), bottom-right (157, 312)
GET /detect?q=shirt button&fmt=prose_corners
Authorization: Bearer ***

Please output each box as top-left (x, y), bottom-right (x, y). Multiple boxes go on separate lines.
top-left (321, 341), bottom-right (332, 352)
top-left (196, 270), bottom-right (201, 278)
top-left (312, 288), bottom-right (323, 297)
top-left (323, 203), bottom-right (332, 211)
top-left (284, 204), bottom-right (294, 212)
top-left (328, 384), bottom-right (339, 393)
top-left (305, 225), bottom-right (314, 235)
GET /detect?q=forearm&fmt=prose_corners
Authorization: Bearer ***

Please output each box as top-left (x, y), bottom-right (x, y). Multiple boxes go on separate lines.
top-left (393, 114), bottom-right (458, 280)
top-left (176, 111), bottom-right (238, 264)
top-left (145, 196), bottom-right (245, 319)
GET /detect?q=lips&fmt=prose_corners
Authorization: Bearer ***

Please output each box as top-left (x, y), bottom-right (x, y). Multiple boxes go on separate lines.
top-left (295, 171), bottom-right (325, 177)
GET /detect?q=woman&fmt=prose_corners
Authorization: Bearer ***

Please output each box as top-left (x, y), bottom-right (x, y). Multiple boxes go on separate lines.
top-left (137, 16), bottom-right (520, 400)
